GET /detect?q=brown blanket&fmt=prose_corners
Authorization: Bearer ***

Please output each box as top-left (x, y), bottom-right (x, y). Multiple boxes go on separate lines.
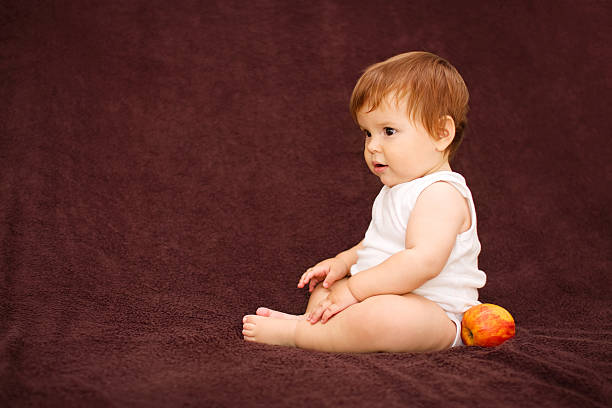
top-left (2, 1), bottom-right (610, 406)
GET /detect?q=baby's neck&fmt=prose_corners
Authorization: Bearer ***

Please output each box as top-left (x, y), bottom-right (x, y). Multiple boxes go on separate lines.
top-left (425, 160), bottom-right (452, 176)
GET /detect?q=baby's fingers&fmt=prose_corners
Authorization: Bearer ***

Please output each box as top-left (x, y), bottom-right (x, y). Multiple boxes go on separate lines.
top-left (301, 275), bottom-right (321, 291)
top-left (308, 307), bottom-right (323, 324)
top-left (308, 300), bottom-right (330, 324)
top-left (322, 274), bottom-right (339, 289)
top-left (308, 278), bottom-right (321, 293)
top-left (298, 268), bottom-right (314, 288)
top-left (321, 303), bottom-right (341, 324)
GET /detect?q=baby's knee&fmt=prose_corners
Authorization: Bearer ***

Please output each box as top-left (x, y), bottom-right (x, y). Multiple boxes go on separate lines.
top-left (308, 277), bottom-right (349, 304)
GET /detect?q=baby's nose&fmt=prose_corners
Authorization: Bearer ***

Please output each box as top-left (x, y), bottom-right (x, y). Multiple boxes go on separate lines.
top-left (366, 138), bottom-right (382, 153)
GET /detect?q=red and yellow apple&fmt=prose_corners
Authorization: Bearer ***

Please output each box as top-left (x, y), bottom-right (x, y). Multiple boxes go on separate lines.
top-left (461, 303), bottom-right (515, 347)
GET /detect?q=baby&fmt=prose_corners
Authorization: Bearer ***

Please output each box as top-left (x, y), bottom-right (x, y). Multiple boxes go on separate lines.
top-left (242, 51), bottom-right (486, 352)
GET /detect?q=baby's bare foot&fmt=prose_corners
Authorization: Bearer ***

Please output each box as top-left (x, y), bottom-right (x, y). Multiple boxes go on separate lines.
top-left (242, 315), bottom-right (298, 347)
top-left (256, 307), bottom-right (306, 320)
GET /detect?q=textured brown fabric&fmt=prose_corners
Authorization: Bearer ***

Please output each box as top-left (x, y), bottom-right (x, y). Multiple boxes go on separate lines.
top-left (1, 1), bottom-right (611, 407)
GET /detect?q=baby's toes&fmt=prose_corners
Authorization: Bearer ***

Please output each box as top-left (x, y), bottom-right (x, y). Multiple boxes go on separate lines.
top-left (242, 322), bottom-right (255, 337)
top-left (242, 315), bottom-right (261, 340)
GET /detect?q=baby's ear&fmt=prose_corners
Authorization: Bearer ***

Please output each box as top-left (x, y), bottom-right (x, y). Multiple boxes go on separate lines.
top-left (433, 115), bottom-right (456, 152)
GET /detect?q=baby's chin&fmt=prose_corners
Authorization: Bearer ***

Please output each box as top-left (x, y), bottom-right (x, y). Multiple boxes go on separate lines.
top-left (380, 176), bottom-right (417, 188)
top-left (380, 179), bottom-right (399, 188)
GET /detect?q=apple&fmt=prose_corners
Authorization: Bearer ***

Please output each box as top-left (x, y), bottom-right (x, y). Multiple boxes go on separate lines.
top-left (461, 303), bottom-right (515, 347)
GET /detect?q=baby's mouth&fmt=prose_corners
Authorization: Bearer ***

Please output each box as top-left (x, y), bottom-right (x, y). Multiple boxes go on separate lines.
top-left (373, 162), bottom-right (388, 172)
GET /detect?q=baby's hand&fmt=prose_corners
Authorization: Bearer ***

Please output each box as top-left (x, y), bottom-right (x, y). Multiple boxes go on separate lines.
top-left (307, 282), bottom-right (358, 324)
top-left (297, 258), bottom-right (349, 292)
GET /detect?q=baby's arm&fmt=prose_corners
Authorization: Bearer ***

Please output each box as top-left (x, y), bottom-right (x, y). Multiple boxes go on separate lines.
top-left (348, 182), bottom-right (469, 301)
top-left (298, 241), bottom-right (363, 291)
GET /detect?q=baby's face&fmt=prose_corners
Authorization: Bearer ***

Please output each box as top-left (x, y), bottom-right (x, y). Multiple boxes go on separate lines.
top-left (357, 97), bottom-right (449, 187)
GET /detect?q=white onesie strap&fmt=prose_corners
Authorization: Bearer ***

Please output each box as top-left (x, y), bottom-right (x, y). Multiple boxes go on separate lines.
top-left (414, 171), bottom-right (469, 198)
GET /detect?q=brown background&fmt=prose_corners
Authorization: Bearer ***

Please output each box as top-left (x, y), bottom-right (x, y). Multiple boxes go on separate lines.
top-left (2, 1), bottom-right (610, 406)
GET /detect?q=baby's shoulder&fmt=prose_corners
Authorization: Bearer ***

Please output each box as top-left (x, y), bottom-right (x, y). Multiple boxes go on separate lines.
top-left (417, 180), bottom-right (466, 205)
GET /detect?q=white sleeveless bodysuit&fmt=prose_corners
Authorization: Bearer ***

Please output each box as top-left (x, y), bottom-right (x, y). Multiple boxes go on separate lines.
top-left (350, 171), bottom-right (487, 346)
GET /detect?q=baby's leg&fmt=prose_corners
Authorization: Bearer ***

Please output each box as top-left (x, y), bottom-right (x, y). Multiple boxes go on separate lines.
top-left (244, 292), bottom-right (456, 352)
top-left (296, 293), bottom-right (456, 352)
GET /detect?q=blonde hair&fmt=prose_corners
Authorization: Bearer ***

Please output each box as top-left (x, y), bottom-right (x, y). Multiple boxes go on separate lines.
top-left (350, 51), bottom-right (469, 160)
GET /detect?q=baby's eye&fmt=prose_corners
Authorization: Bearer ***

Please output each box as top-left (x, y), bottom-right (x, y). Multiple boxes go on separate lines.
top-left (384, 127), bottom-right (396, 136)
top-left (363, 129), bottom-right (372, 138)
